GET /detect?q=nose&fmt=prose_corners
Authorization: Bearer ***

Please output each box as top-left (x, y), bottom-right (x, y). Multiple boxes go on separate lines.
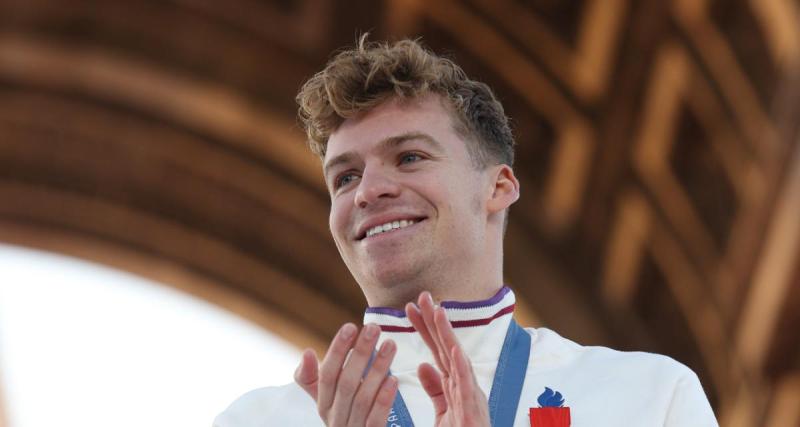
top-left (354, 166), bottom-right (400, 208)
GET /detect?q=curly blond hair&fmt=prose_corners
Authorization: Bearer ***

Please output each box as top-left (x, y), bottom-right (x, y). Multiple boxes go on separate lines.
top-left (296, 36), bottom-right (515, 167)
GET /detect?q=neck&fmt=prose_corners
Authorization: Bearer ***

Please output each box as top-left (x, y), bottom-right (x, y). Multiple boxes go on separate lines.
top-left (362, 274), bottom-right (504, 308)
top-left (426, 283), bottom-right (504, 305)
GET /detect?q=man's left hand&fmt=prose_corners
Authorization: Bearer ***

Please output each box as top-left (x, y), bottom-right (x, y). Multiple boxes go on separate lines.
top-left (405, 292), bottom-right (491, 427)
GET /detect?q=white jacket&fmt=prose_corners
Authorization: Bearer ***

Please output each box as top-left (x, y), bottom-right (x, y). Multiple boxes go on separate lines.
top-left (214, 288), bottom-right (718, 426)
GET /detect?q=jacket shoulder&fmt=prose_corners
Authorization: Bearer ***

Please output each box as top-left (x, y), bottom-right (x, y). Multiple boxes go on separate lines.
top-left (528, 326), bottom-right (695, 378)
top-left (526, 327), bottom-right (718, 425)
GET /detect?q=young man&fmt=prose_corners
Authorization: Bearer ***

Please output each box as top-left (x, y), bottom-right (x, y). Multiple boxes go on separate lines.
top-left (214, 38), bottom-right (718, 427)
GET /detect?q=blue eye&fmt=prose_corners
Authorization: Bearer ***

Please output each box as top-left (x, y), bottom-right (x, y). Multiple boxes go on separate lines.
top-left (399, 153), bottom-right (422, 164)
top-left (335, 173), bottom-right (359, 189)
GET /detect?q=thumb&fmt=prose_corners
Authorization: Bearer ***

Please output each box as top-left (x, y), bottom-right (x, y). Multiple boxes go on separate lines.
top-left (294, 349), bottom-right (319, 401)
top-left (418, 362), bottom-right (448, 417)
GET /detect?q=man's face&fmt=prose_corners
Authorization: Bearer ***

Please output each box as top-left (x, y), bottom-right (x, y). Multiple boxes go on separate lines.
top-left (323, 95), bottom-right (491, 296)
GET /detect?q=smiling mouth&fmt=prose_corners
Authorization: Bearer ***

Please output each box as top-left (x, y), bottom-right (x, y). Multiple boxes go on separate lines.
top-left (358, 217), bottom-right (426, 240)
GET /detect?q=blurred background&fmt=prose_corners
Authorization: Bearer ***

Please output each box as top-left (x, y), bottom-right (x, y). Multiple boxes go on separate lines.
top-left (0, 0), bottom-right (798, 426)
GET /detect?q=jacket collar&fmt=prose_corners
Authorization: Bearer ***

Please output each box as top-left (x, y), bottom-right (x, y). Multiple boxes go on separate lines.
top-left (363, 286), bottom-right (516, 374)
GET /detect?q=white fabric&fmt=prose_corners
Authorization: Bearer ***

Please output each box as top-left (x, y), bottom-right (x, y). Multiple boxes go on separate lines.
top-left (214, 289), bottom-right (718, 426)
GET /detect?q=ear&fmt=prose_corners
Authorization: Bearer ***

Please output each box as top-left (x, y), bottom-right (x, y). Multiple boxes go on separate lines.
top-left (486, 164), bottom-right (520, 215)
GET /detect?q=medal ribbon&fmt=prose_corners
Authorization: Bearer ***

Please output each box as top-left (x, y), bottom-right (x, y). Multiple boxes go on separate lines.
top-left (386, 318), bottom-right (531, 427)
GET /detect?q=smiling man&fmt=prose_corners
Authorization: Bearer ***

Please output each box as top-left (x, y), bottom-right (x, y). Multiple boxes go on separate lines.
top-left (324, 94), bottom-right (516, 309)
top-left (214, 38), bottom-right (718, 427)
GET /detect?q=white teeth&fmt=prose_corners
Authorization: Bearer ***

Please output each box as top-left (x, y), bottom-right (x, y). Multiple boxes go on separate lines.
top-left (365, 219), bottom-right (417, 238)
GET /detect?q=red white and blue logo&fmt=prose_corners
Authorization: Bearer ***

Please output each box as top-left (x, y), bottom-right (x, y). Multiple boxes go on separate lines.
top-left (529, 387), bottom-right (571, 427)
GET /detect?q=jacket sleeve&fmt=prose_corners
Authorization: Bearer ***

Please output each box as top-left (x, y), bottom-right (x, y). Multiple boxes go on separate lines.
top-left (663, 370), bottom-right (719, 427)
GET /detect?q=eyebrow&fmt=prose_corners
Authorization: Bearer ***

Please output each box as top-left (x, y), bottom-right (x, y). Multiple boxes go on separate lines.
top-left (323, 131), bottom-right (443, 178)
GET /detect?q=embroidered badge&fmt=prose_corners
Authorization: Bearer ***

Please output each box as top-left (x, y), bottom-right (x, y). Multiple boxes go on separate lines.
top-left (529, 387), bottom-right (571, 427)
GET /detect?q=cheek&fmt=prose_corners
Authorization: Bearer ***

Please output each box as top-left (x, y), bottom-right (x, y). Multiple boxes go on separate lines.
top-left (329, 199), bottom-right (348, 240)
top-left (442, 176), bottom-right (487, 228)
top-left (331, 192), bottom-right (362, 247)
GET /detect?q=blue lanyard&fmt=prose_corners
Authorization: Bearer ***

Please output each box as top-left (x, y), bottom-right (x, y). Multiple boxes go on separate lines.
top-left (386, 318), bottom-right (531, 427)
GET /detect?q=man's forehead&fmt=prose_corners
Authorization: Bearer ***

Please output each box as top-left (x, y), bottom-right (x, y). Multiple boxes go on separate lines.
top-left (324, 96), bottom-right (454, 160)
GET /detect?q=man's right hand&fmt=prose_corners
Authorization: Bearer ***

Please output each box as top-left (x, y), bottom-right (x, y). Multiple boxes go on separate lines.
top-left (294, 323), bottom-right (399, 427)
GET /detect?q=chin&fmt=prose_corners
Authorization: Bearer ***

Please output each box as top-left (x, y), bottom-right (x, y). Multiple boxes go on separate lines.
top-left (364, 260), bottom-right (429, 293)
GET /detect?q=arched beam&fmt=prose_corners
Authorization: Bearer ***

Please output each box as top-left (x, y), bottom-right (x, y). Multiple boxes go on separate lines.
top-left (0, 33), bottom-right (324, 192)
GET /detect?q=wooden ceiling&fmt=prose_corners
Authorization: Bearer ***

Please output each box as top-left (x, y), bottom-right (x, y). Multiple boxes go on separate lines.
top-left (1, 1), bottom-right (799, 425)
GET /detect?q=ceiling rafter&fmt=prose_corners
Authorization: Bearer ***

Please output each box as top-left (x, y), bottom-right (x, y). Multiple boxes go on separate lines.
top-left (0, 34), bottom-right (325, 192)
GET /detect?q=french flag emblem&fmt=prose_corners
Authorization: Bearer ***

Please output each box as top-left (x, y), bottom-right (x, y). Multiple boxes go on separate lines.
top-left (529, 387), bottom-right (571, 427)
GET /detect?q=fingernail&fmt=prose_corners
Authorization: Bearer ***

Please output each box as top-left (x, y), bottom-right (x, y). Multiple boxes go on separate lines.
top-left (340, 323), bottom-right (356, 339)
top-left (380, 340), bottom-right (395, 356)
top-left (364, 323), bottom-right (379, 339)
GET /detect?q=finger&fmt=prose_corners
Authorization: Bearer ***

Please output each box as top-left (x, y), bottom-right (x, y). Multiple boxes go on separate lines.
top-left (452, 344), bottom-right (472, 396)
top-left (418, 362), bottom-right (448, 417)
top-left (433, 306), bottom-right (460, 351)
top-left (418, 292), bottom-right (451, 373)
top-left (406, 302), bottom-right (445, 370)
top-left (317, 323), bottom-right (358, 417)
top-left (329, 323), bottom-right (381, 426)
top-left (408, 300), bottom-right (449, 374)
top-left (294, 349), bottom-right (320, 401)
top-left (433, 306), bottom-right (461, 374)
top-left (453, 344), bottom-right (491, 424)
top-left (347, 339), bottom-right (397, 426)
top-left (452, 344), bottom-right (487, 407)
top-left (364, 376), bottom-right (398, 427)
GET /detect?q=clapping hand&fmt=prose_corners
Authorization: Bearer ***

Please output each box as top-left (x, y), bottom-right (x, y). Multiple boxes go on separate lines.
top-left (295, 291), bottom-right (491, 427)
top-left (294, 323), bottom-right (399, 427)
top-left (405, 292), bottom-right (491, 427)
